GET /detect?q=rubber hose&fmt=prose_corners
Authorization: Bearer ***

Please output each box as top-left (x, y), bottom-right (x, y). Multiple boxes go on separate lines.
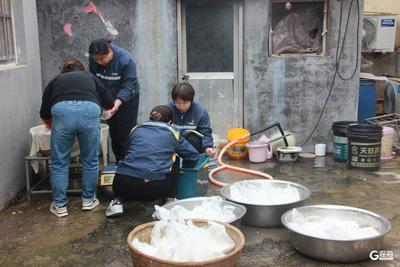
top-left (208, 133), bottom-right (273, 188)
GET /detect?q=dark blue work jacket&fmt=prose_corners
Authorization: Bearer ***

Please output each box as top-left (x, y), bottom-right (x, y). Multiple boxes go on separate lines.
top-left (116, 121), bottom-right (199, 180)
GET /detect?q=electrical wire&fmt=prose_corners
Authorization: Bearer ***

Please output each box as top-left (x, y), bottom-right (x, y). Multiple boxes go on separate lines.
top-left (301, 0), bottom-right (360, 147)
top-left (336, 0), bottom-right (360, 81)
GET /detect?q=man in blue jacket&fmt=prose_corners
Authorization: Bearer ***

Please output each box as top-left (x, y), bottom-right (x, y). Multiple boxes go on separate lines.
top-left (89, 39), bottom-right (140, 162)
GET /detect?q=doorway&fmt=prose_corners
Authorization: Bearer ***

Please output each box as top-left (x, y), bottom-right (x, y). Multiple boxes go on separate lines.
top-left (177, 0), bottom-right (243, 138)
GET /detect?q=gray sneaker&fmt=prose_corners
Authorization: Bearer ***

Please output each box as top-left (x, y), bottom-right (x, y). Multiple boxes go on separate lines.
top-left (50, 202), bottom-right (68, 218)
top-left (82, 197), bottom-right (100, 211)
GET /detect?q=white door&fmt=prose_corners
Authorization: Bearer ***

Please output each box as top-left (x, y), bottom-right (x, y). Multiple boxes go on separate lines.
top-left (177, 0), bottom-right (243, 138)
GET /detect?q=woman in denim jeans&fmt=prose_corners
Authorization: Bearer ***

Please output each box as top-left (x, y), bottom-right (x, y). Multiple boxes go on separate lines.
top-left (40, 59), bottom-right (114, 217)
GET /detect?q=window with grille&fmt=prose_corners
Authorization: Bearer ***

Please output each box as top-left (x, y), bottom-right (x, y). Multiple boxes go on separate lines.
top-left (0, 0), bottom-right (15, 64)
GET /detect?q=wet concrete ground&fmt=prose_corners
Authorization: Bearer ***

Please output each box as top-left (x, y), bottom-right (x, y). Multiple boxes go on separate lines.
top-left (1, 154), bottom-right (400, 266)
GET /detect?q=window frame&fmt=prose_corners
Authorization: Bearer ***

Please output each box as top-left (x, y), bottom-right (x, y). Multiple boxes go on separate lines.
top-left (269, 0), bottom-right (328, 57)
top-left (0, 0), bottom-right (16, 65)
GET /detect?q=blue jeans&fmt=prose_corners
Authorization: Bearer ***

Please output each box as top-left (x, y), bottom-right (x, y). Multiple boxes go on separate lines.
top-left (50, 101), bottom-right (101, 206)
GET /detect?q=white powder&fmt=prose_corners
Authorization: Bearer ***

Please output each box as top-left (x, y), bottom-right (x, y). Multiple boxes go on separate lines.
top-left (155, 196), bottom-right (237, 222)
top-left (287, 209), bottom-right (381, 240)
top-left (132, 220), bottom-right (235, 262)
top-left (229, 180), bottom-right (301, 205)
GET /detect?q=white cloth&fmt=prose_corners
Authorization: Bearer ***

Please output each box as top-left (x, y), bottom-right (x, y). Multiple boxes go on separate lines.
top-left (287, 208), bottom-right (380, 240)
top-left (154, 196), bottom-right (236, 222)
top-left (29, 123), bottom-right (109, 173)
top-left (229, 180), bottom-right (301, 205)
top-left (132, 220), bottom-right (235, 262)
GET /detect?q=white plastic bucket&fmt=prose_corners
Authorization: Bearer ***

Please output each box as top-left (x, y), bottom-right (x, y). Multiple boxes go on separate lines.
top-left (246, 142), bottom-right (271, 163)
top-left (315, 144), bottom-right (326, 157)
top-left (381, 126), bottom-right (395, 160)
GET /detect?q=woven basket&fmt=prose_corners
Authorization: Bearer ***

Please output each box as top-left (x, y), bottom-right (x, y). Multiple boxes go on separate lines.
top-left (127, 219), bottom-right (245, 267)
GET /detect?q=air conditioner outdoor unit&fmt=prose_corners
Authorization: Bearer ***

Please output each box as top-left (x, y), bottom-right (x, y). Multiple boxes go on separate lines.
top-left (362, 13), bottom-right (397, 53)
top-left (384, 80), bottom-right (400, 114)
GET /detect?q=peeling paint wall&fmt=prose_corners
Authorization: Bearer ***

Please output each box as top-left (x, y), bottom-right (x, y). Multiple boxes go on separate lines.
top-left (36, 0), bottom-right (177, 122)
top-left (36, 0), bottom-right (361, 152)
top-left (37, 1), bottom-right (136, 83)
top-left (244, 0), bottom-right (362, 151)
top-left (0, 0), bottom-right (42, 209)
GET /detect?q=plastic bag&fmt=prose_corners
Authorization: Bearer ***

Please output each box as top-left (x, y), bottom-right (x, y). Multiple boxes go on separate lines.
top-left (154, 196), bottom-right (236, 222)
top-left (132, 220), bottom-right (235, 262)
top-left (287, 208), bottom-right (380, 240)
top-left (229, 180), bottom-right (301, 205)
top-left (272, 8), bottom-right (322, 54)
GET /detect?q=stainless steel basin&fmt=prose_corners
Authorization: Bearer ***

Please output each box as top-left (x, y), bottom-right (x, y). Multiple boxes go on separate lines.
top-left (281, 205), bottom-right (392, 262)
top-left (221, 179), bottom-right (311, 227)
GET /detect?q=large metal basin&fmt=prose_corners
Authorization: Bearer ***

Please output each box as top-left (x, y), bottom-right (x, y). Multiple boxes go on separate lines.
top-left (281, 205), bottom-right (391, 262)
top-left (221, 179), bottom-right (311, 227)
top-left (153, 197), bottom-right (247, 228)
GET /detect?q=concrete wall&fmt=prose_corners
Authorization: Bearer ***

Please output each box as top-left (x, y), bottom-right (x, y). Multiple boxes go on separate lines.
top-left (36, 0), bottom-right (361, 153)
top-left (243, 0), bottom-right (361, 150)
top-left (362, 50), bottom-right (400, 76)
top-left (133, 1), bottom-right (177, 119)
top-left (36, 0), bottom-right (177, 122)
top-left (0, 0), bottom-right (42, 209)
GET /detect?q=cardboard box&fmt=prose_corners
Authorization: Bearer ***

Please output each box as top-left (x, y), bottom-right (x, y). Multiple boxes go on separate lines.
top-left (100, 166), bottom-right (117, 186)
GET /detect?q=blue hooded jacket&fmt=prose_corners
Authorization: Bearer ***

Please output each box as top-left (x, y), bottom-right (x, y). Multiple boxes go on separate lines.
top-left (89, 44), bottom-right (139, 103)
top-left (167, 101), bottom-right (214, 151)
top-left (116, 121), bottom-right (199, 180)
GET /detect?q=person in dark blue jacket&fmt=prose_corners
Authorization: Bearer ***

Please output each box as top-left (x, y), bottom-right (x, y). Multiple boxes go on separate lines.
top-left (167, 82), bottom-right (216, 157)
top-left (106, 105), bottom-right (199, 217)
top-left (89, 39), bottom-right (140, 163)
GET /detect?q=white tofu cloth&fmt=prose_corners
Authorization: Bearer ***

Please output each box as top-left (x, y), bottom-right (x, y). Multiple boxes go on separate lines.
top-left (28, 123), bottom-right (109, 173)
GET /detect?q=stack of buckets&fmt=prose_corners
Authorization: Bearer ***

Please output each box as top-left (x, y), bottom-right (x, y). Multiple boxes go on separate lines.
top-left (226, 128), bottom-right (250, 160)
top-left (332, 121), bottom-right (357, 162)
top-left (332, 121), bottom-right (384, 170)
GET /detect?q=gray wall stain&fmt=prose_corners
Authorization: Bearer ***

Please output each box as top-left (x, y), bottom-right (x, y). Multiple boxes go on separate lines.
top-left (271, 58), bottom-right (286, 123)
top-left (36, 0), bottom-right (361, 151)
top-left (133, 0), bottom-right (177, 121)
top-left (37, 0), bottom-right (177, 123)
top-left (244, 0), bottom-right (361, 151)
top-left (37, 0), bottom-right (135, 87)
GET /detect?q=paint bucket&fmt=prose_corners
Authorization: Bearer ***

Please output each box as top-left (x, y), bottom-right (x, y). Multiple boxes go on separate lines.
top-left (346, 124), bottom-right (383, 170)
top-left (246, 142), bottom-right (270, 163)
top-left (381, 126), bottom-right (395, 160)
top-left (331, 121), bottom-right (357, 162)
top-left (226, 128), bottom-right (250, 160)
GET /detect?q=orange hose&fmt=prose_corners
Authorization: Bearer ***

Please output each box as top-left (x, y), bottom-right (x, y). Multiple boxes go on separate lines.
top-left (208, 133), bottom-right (273, 187)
